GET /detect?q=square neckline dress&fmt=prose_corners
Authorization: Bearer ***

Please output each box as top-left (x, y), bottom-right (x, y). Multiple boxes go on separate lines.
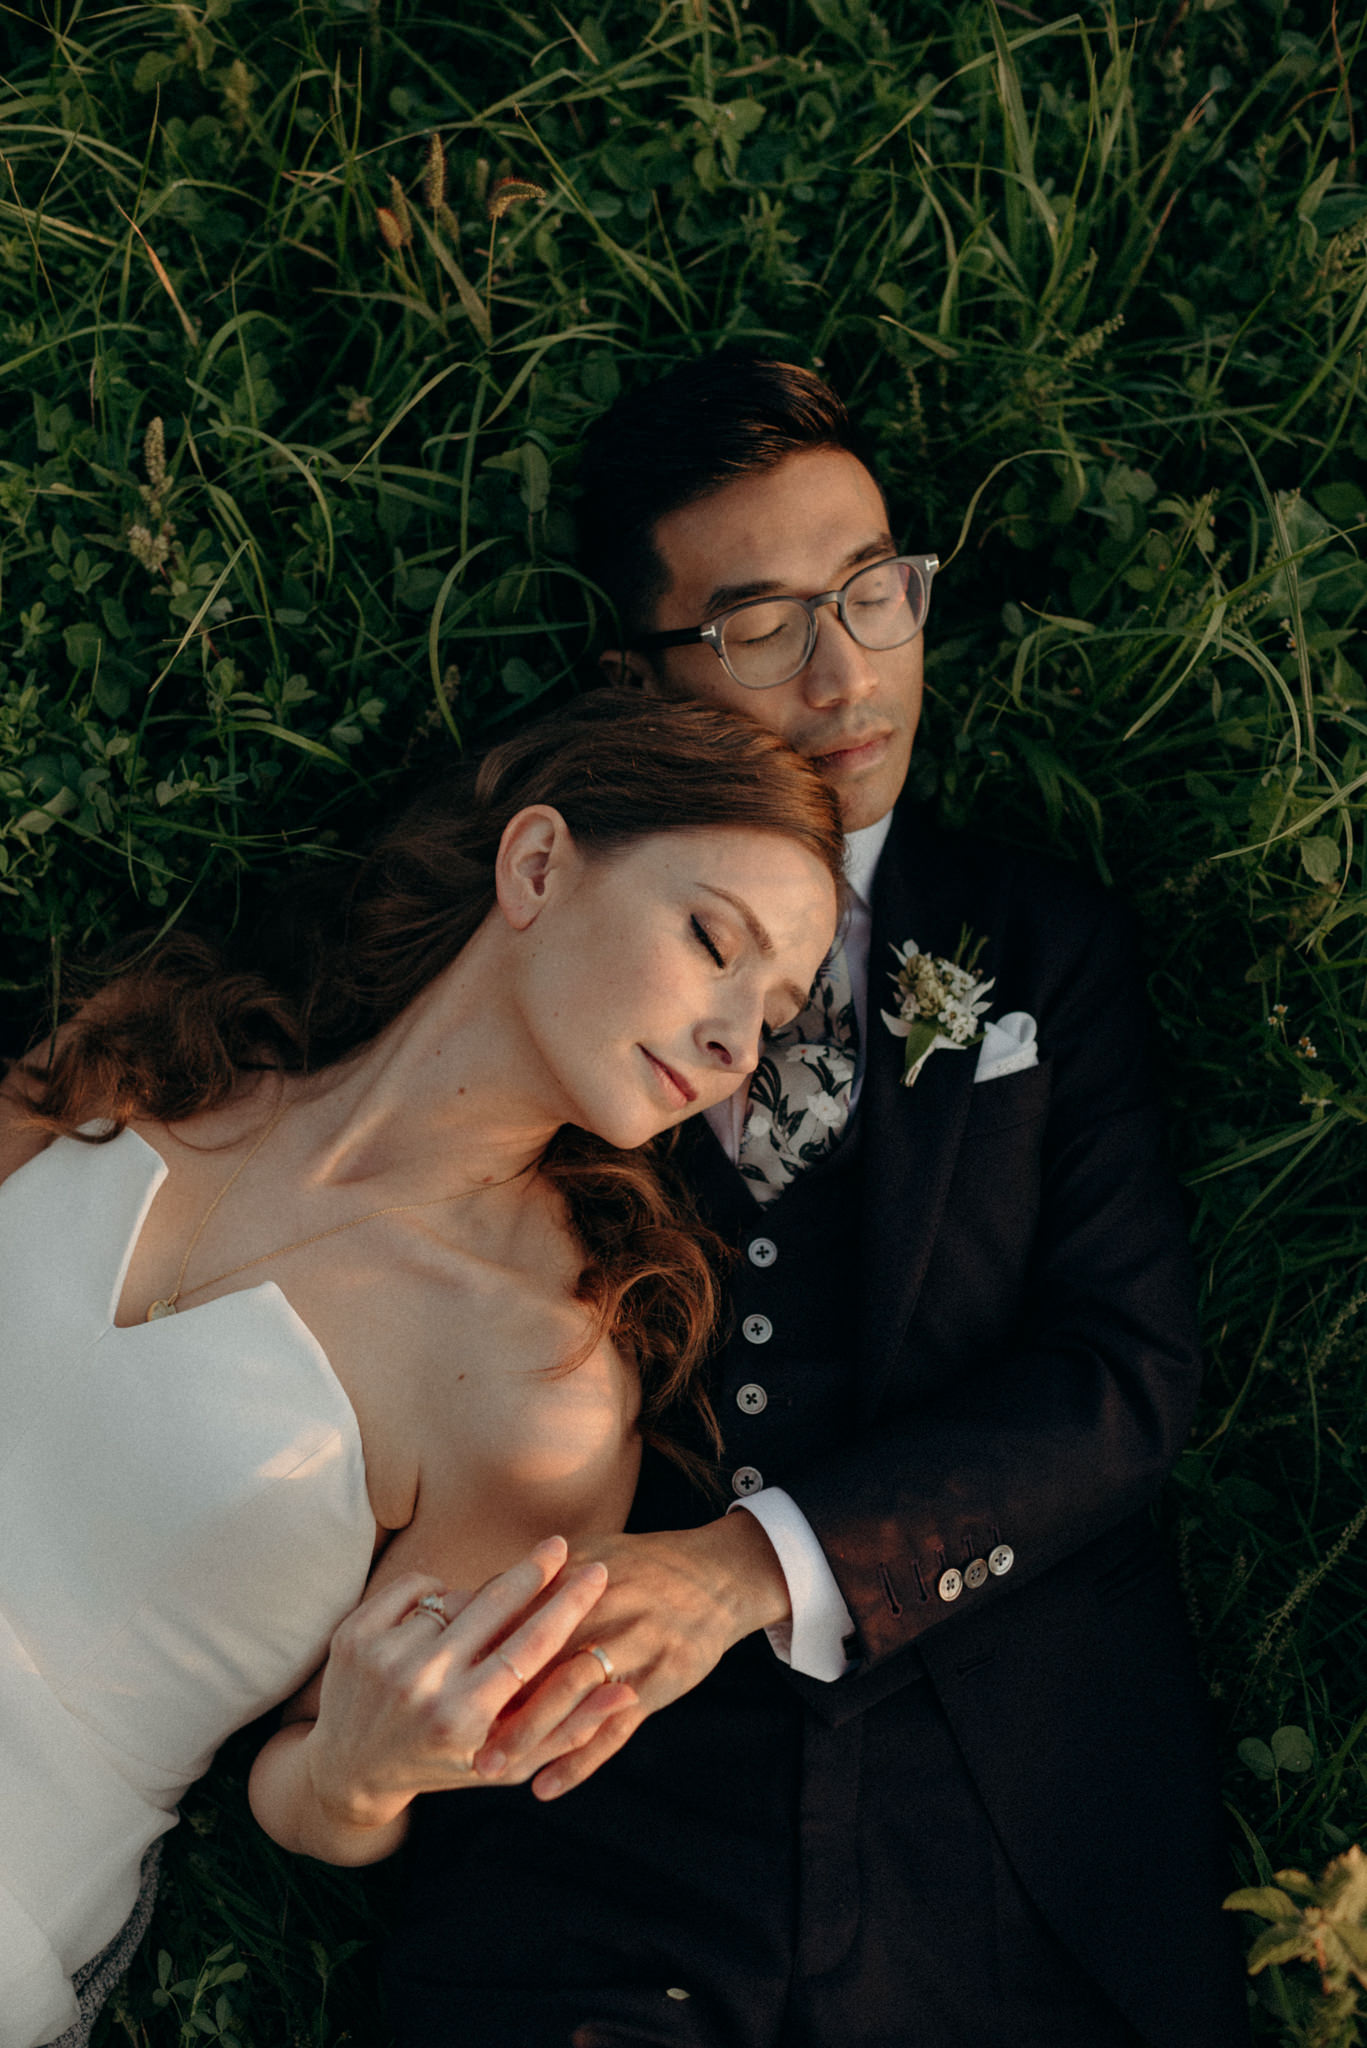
top-left (0, 1128), bottom-right (374, 2048)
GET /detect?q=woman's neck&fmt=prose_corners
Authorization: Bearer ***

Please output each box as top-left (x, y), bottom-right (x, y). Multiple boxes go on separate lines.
top-left (281, 929), bottom-right (564, 1202)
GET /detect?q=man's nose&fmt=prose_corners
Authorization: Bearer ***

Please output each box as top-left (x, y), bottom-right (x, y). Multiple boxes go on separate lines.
top-left (798, 601), bottom-right (879, 710)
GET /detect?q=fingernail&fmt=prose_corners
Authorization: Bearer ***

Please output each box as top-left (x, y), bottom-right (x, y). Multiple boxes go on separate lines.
top-left (475, 1749), bottom-right (507, 1778)
top-left (535, 1771), bottom-right (564, 1801)
top-left (578, 1561), bottom-right (608, 1585)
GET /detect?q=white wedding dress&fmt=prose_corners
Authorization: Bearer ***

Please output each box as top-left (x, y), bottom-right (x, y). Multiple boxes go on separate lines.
top-left (0, 1130), bottom-right (374, 2048)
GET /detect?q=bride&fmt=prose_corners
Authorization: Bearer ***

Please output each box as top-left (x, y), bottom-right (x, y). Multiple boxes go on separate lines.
top-left (0, 691), bottom-right (842, 2048)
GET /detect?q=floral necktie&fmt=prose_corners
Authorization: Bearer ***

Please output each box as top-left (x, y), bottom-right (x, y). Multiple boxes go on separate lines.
top-left (737, 938), bottom-right (859, 1205)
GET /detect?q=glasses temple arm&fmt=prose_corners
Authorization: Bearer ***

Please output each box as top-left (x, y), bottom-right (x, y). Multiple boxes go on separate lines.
top-left (631, 625), bottom-right (709, 651)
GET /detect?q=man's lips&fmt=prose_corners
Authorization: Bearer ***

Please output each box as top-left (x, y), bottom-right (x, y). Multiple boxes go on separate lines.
top-left (807, 729), bottom-right (892, 771)
top-left (641, 1048), bottom-right (697, 1106)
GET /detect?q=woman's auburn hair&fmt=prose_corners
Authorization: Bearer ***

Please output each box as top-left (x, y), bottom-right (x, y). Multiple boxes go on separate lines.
top-left (15, 692), bottom-right (844, 1479)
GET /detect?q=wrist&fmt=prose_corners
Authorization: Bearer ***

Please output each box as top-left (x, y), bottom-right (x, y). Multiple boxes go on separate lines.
top-left (304, 1738), bottom-right (408, 1838)
top-left (693, 1510), bottom-right (792, 1642)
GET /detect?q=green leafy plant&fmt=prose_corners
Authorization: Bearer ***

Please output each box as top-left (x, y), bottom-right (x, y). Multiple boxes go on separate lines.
top-left (1, 2), bottom-right (1363, 2041)
top-left (1229, 1846), bottom-right (1367, 2047)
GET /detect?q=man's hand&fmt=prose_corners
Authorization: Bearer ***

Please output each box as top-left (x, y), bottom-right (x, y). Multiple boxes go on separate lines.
top-left (474, 1513), bottom-right (791, 1801)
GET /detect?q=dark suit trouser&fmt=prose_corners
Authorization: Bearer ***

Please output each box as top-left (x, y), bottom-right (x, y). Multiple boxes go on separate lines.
top-left (386, 1644), bottom-right (1150, 2048)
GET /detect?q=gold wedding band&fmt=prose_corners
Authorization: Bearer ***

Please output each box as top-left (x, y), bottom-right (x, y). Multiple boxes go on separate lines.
top-left (586, 1643), bottom-right (615, 1680)
top-left (407, 1593), bottom-right (448, 1626)
top-left (494, 1648), bottom-right (527, 1684)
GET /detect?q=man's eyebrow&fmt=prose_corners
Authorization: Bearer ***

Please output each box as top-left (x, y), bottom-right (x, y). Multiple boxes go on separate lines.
top-left (701, 535), bottom-right (896, 618)
top-left (699, 885), bottom-right (807, 1014)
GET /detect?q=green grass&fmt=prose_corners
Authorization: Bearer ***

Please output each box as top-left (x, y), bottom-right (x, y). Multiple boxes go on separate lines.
top-left (1, 1), bottom-right (1365, 2040)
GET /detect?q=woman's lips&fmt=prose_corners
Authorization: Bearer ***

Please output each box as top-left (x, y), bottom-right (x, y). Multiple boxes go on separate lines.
top-left (641, 1048), bottom-right (696, 1106)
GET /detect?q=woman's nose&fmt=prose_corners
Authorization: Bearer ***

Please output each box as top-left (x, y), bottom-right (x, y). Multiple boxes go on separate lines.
top-left (699, 1005), bottom-right (761, 1075)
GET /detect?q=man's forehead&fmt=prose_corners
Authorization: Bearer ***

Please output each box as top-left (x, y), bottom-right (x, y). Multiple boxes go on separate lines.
top-left (651, 446), bottom-right (893, 612)
top-left (700, 535), bottom-right (897, 617)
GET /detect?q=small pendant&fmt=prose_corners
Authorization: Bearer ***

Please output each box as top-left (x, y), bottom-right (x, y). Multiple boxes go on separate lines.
top-left (145, 1298), bottom-right (178, 1322)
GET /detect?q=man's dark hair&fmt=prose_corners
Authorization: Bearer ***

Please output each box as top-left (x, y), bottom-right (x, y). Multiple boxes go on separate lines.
top-left (576, 353), bottom-right (876, 646)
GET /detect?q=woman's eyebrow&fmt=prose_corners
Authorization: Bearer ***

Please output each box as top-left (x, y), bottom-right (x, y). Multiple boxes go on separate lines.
top-left (698, 885), bottom-right (807, 1014)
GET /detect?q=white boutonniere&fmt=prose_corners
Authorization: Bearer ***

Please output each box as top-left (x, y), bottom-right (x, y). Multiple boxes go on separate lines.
top-left (881, 927), bottom-right (994, 1088)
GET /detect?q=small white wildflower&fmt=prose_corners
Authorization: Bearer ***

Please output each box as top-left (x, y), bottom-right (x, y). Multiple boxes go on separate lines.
top-left (128, 522), bottom-right (171, 573)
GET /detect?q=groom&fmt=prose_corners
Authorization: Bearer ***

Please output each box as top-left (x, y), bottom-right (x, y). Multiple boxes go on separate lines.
top-left (387, 358), bottom-right (1249, 2045)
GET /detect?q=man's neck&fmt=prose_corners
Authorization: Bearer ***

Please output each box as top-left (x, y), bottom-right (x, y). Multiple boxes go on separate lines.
top-left (842, 809), bottom-right (895, 909)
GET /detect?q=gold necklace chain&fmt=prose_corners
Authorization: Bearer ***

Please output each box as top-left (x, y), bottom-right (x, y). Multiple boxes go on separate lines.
top-left (144, 1105), bottom-right (530, 1322)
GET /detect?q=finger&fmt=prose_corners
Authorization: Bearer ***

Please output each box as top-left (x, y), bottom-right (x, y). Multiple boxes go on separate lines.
top-left (477, 1647), bottom-right (625, 1772)
top-left (442, 1564), bottom-right (610, 1739)
top-left (474, 1680), bottom-right (637, 1781)
top-left (531, 1702), bottom-right (644, 1801)
top-left (440, 1537), bottom-right (571, 1662)
top-left (344, 1571), bottom-right (450, 1638)
top-left (490, 1562), bottom-right (610, 1684)
top-left (473, 1627), bottom-right (615, 1761)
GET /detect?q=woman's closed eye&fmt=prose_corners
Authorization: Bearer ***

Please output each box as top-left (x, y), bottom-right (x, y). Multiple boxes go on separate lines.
top-left (690, 915), bottom-right (726, 968)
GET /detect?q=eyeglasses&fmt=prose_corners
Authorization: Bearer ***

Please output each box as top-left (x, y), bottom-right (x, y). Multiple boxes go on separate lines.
top-left (633, 554), bottom-right (939, 692)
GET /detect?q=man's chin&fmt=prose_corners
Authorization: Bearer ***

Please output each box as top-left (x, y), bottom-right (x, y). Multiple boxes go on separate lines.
top-left (813, 742), bottom-right (910, 831)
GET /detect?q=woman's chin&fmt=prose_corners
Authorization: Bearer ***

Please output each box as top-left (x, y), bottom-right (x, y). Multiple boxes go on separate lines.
top-left (586, 1104), bottom-right (691, 1151)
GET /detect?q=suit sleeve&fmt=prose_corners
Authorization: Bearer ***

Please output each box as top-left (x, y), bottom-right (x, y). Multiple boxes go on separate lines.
top-left (786, 888), bottom-right (1202, 1672)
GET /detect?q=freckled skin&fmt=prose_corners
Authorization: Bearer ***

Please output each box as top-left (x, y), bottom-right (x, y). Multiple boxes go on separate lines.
top-left (510, 826), bottom-right (838, 1153)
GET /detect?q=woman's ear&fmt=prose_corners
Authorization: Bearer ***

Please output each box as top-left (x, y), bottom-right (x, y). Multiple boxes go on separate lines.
top-left (495, 806), bottom-right (578, 930)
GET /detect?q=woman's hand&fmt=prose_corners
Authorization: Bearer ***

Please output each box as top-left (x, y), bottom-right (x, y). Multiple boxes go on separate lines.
top-left (471, 1514), bottom-right (792, 1802)
top-left (248, 1536), bottom-right (636, 1864)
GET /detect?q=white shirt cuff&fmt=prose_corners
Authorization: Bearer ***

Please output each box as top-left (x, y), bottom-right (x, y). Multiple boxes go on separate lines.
top-left (729, 1487), bottom-right (855, 1682)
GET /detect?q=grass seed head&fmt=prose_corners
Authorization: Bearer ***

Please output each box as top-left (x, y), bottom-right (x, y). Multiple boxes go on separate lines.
top-left (222, 58), bottom-right (253, 128)
top-left (143, 416), bottom-right (166, 493)
top-left (423, 133), bottom-right (446, 212)
top-left (487, 176), bottom-right (546, 223)
top-left (376, 206), bottom-right (407, 252)
top-left (386, 176), bottom-right (413, 244)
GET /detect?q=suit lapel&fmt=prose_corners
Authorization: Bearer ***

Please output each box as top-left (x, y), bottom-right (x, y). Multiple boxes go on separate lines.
top-left (856, 806), bottom-right (1010, 1421)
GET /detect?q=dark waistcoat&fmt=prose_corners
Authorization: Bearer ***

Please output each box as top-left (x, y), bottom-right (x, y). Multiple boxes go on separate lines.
top-left (632, 1117), bottom-right (865, 1540)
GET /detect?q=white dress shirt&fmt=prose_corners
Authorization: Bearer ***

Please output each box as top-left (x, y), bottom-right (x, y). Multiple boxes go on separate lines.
top-left (704, 812), bottom-right (894, 1683)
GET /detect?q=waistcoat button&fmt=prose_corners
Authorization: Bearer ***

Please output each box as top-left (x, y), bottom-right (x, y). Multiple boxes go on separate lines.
top-left (742, 1314), bottom-right (773, 1345)
top-left (937, 1567), bottom-right (963, 1602)
top-left (732, 1465), bottom-right (763, 1496)
top-left (736, 1382), bottom-right (768, 1414)
top-left (964, 1558), bottom-right (988, 1589)
top-left (988, 1544), bottom-right (1015, 1577)
top-left (747, 1237), bottom-right (778, 1268)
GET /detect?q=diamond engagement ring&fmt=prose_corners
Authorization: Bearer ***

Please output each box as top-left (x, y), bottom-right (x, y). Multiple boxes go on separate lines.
top-left (407, 1594), bottom-right (448, 1626)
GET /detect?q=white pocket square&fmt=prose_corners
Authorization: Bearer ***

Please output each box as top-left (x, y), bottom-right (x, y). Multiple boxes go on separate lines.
top-left (974, 1011), bottom-right (1038, 1083)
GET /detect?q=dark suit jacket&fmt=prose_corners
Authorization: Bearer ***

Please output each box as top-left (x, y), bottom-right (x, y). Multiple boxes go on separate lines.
top-left (391, 801), bottom-right (1247, 2048)
top-left (784, 799), bottom-right (1204, 1677)
top-left (654, 801), bottom-right (1244, 2042)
